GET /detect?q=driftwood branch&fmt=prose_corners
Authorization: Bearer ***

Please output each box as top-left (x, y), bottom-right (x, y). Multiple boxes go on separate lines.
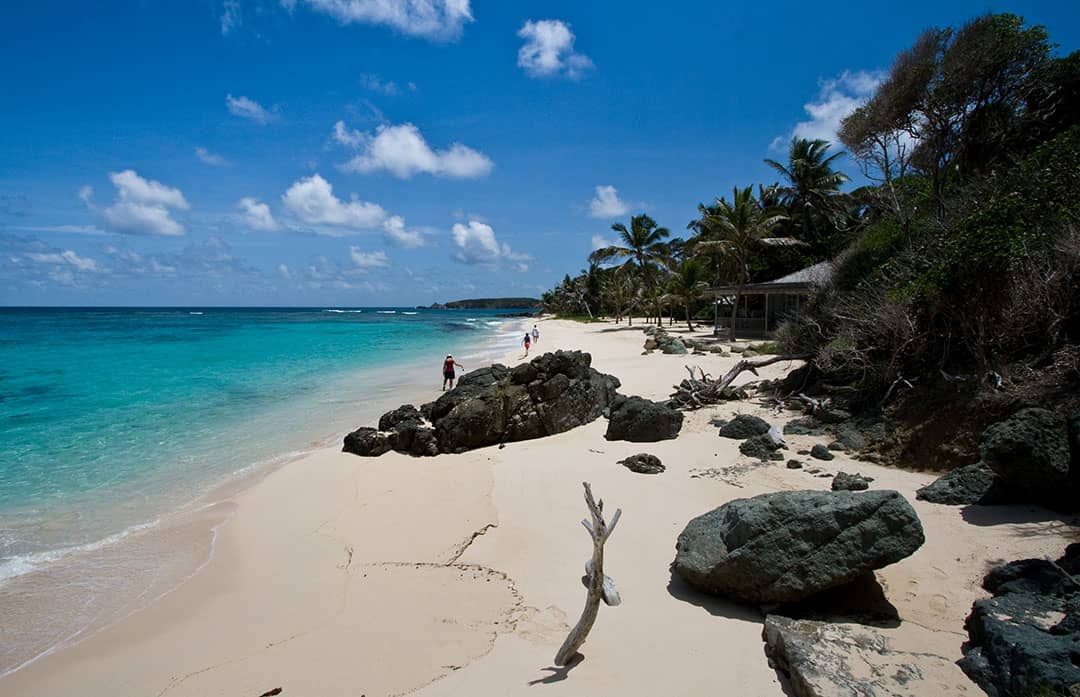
top-left (554, 482), bottom-right (621, 666)
top-left (670, 354), bottom-right (811, 409)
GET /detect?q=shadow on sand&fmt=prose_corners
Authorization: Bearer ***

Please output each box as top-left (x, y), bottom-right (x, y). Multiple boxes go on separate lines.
top-left (665, 568), bottom-right (764, 622)
top-left (960, 504), bottom-right (1080, 530)
top-left (527, 654), bottom-right (584, 686)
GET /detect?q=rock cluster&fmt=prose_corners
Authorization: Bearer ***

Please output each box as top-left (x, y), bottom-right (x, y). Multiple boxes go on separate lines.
top-left (673, 490), bottom-right (925, 604)
top-left (642, 326), bottom-right (726, 355)
top-left (959, 544), bottom-right (1080, 697)
top-left (831, 471), bottom-right (873, 491)
top-left (917, 408), bottom-right (1080, 510)
top-left (343, 350), bottom-right (620, 457)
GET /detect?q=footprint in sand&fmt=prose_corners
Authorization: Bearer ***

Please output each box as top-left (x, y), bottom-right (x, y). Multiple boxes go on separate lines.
top-left (515, 605), bottom-right (570, 644)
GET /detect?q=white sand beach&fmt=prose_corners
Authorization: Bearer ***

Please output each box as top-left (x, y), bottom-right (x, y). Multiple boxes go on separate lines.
top-left (3, 318), bottom-right (1076, 697)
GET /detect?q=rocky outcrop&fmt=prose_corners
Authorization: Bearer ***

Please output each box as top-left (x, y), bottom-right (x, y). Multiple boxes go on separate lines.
top-left (915, 462), bottom-right (1007, 505)
top-left (605, 395), bottom-right (683, 442)
top-left (673, 490), bottom-right (925, 604)
top-left (763, 615), bottom-right (961, 697)
top-left (831, 471), bottom-right (872, 491)
top-left (642, 326), bottom-right (725, 356)
top-left (343, 351), bottom-right (620, 457)
top-left (618, 453), bottom-right (665, 474)
top-left (959, 544), bottom-right (1080, 697)
top-left (717, 414), bottom-right (771, 440)
top-left (979, 408), bottom-right (1076, 509)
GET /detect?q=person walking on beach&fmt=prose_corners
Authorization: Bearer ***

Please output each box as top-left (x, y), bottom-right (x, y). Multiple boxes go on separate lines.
top-left (531, 324), bottom-right (540, 346)
top-left (442, 355), bottom-right (464, 390)
top-left (523, 332), bottom-right (532, 356)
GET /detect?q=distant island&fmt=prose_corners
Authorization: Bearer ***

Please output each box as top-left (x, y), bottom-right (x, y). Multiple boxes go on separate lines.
top-left (426, 297), bottom-right (540, 310)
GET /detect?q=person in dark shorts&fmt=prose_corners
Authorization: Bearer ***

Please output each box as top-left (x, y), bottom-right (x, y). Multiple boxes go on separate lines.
top-left (523, 332), bottom-right (531, 356)
top-left (442, 355), bottom-right (464, 390)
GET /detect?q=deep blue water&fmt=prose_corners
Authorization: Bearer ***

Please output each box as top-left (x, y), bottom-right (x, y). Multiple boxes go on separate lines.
top-left (0, 307), bottom-right (521, 580)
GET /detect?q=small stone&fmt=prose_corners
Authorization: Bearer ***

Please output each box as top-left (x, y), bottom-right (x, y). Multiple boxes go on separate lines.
top-left (810, 444), bottom-right (835, 461)
top-left (827, 441), bottom-right (846, 451)
top-left (618, 453), bottom-right (665, 475)
top-left (832, 471), bottom-right (872, 491)
top-left (786, 460), bottom-right (803, 469)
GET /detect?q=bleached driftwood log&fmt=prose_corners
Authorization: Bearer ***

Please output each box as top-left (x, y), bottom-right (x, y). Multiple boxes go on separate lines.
top-left (670, 354), bottom-right (811, 409)
top-left (554, 482), bottom-right (621, 666)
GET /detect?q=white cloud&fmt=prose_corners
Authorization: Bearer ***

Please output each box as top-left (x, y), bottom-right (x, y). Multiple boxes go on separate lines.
top-left (333, 121), bottom-right (492, 179)
top-left (226, 94), bottom-right (274, 123)
top-left (290, 0), bottom-right (473, 41)
top-left (517, 19), bottom-right (593, 80)
top-left (237, 197), bottom-right (281, 231)
top-left (349, 246), bottom-right (389, 268)
top-left (591, 233), bottom-right (613, 251)
top-left (359, 73), bottom-right (401, 95)
top-left (13, 225), bottom-right (105, 235)
top-left (77, 185), bottom-right (94, 207)
top-left (278, 263), bottom-right (291, 279)
top-left (195, 146), bottom-right (230, 167)
top-left (221, 0), bottom-right (241, 35)
top-left (281, 173), bottom-right (386, 230)
top-left (588, 185), bottom-right (630, 219)
top-left (779, 70), bottom-right (885, 147)
top-left (381, 215), bottom-right (425, 248)
top-left (26, 249), bottom-right (99, 272)
top-left (451, 220), bottom-right (530, 268)
top-left (102, 170), bottom-right (189, 236)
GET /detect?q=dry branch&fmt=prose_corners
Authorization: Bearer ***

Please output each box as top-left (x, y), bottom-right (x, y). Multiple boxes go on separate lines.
top-left (670, 354), bottom-right (811, 409)
top-left (554, 482), bottom-right (621, 666)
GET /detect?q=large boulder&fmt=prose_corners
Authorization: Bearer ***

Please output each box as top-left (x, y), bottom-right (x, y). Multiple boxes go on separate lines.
top-left (345, 351), bottom-right (621, 457)
top-left (979, 408), bottom-right (1074, 507)
top-left (342, 427), bottom-right (393, 457)
top-left (959, 544), bottom-right (1080, 697)
top-left (673, 490), bottom-right (925, 604)
top-left (763, 615), bottom-right (961, 697)
top-left (717, 414), bottom-right (771, 440)
top-left (916, 462), bottom-right (1008, 505)
top-left (605, 395), bottom-right (684, 442)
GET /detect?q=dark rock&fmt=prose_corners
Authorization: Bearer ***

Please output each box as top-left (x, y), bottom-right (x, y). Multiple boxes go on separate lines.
top-left (783, 417), bottom-right (825, 437)
top-left (816, 408), bottom-right (852, 424)
top-left (786, 459), bottom-right (803, 469)
top-left (763, 615), bottom-right (956, 696)
top-left (980, 408), bottom-right (1074, 507)
top-left (378, 404), bottom-right (423, 432)
top-left (342, 427), bottom-right (392, 457)
top-left (960, 545), bottom-right (1080, 697)
top-left (798, 449), bottom-right (810, 456)
top-left (1068, 411), bottom-right (1080, 470)
top-left (618, 453), bottom-right (665, 475)
top-left (916, 462), bottom-right (1008, 506)
top-left (829, 422), bottom-right (868, 452)
top-left (662, 338), bottom-right (688, 355)
top-left (605, 395), bottom-right (683, 442)
top-left (349, 350), bottom-right (620, 458)
top-left (717, 414), bottom-right (771, 440)
top-left (810, 444), bottom-right (834, 461)
top-left (827, 441), bottom-right (846, 451)
top-left (831, 472), bottom-right (872, 491)
top-left (673, 490), bottom-right (925, 603)
top-left (740, 434), bottom-right (784, 461)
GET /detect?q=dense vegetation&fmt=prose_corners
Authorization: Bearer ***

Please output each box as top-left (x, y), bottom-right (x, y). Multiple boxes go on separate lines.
top-left (542, 13), bottom-right (1079, 458)
top-left (430, 297), bottom-right (540, 309)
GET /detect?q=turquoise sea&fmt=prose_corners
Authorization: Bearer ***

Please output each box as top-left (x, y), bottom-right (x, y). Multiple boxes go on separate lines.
top-left (0, 306), bottom-right (525, 673)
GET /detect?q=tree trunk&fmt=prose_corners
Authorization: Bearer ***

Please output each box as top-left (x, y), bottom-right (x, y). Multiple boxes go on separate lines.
top-left (685, 299), bottom-right (693, 331)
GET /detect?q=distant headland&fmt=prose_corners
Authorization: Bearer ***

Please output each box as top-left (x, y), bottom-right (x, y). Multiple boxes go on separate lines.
top-left (425, 297), bottom-right (540, 310)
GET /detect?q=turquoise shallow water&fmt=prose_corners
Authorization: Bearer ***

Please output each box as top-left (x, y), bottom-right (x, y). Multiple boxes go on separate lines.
top-left (0, 307), bottom-right (522, 582)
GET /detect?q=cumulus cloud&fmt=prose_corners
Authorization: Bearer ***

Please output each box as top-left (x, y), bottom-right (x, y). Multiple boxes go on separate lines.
top-left (381, 215), bottom-right (425, 248)
top-left (290, 0), bottom-right (473, 41)
top-left (517, 19), bottom-right (593, 79)
top-left (775, 70), bottom-right (885, 148)
top-left (349, 246), bottom-right (389, 268)
top-left (333, 121), bottom-right (492, 179)
top-left (278, 263), bottom-right (291, 279)
top-left (281, 174), bottom-right (386, 231)
top-left (237, 197), bottom-right (281, 231)
top-left (226, 94), bottom-right (275, 123)
top-left (101, 170), bottom-right (190, 236)
top-left (26, 249), bottom-right (99, 272)
top-left (195, 146), bottom-right (230, 167)
top-left (588, 185), bottom-right (630, 219)
top-left (451, 220), bottom-right (530, 268)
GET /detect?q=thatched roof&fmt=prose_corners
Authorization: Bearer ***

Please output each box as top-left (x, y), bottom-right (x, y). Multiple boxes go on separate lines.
top-left (708, 260), bottom-right (833, 295)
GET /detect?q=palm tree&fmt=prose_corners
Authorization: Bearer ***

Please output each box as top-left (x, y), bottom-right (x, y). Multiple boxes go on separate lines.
top-left (764, 138), bottom-right (850, 253)
top-left (667, 257), bottom-right (710, 330)
top-left (696, 186), bottom-right (794, 341)
top-left (590, 214), bottom-right (672, 324)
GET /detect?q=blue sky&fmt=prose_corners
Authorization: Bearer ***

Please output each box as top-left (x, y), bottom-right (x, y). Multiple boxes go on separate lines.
top-left (1, 0), bottom-right (1076, 306)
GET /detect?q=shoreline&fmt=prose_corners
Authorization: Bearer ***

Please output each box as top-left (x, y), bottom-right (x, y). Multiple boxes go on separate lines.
top-left (3, 318), bottom-right (1075, 697)
top-left (0, 315), bottom-right (530, 680)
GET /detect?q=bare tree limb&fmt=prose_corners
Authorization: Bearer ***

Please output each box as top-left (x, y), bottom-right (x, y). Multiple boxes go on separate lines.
top-left (554, 482), bottom-right (622, 666)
